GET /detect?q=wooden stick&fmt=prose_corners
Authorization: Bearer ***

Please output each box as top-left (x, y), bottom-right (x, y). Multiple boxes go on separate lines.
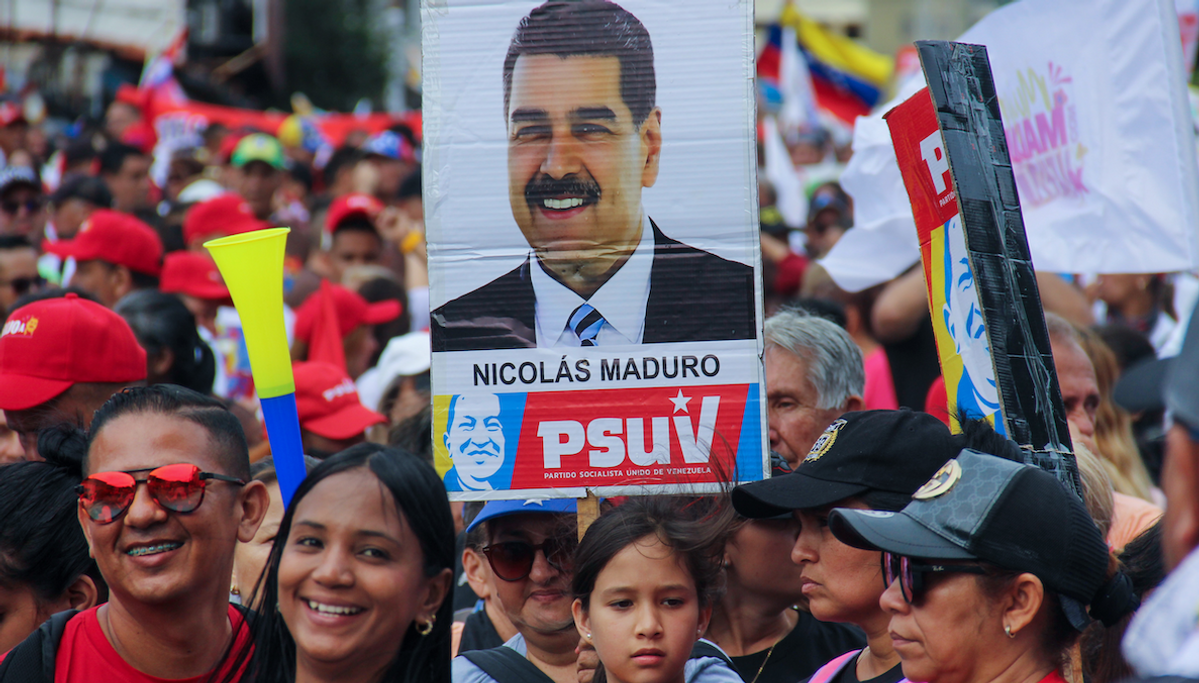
top-left (577, 491), bottom-right (600, 541)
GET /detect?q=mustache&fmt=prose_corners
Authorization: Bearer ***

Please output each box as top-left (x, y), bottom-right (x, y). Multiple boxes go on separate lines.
top-left (524, 174), bottom-right (601, 203)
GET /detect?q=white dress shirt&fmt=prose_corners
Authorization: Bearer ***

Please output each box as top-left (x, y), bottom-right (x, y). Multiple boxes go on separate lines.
top-left (530, 220), bottom-right (654, 347)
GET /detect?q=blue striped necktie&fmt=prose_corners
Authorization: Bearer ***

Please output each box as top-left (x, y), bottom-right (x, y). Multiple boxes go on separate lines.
top-left (569, 303), bottom-right (605, 346)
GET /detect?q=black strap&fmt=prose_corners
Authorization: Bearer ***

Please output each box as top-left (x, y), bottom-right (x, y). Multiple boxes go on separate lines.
top-left (0, 609), bottom-right (78, 683)
top-left (461, 646), bottom-right (558, 683)
top-left (689, 640), bottom-right (734, 668)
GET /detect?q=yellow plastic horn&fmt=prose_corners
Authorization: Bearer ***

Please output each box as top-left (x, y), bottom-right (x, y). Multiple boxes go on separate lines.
top-left (204, 227), bottom-right (294, 399)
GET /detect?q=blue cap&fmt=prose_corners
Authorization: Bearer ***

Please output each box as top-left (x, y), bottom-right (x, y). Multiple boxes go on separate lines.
top-left (362, 130), bottom-right (415, 162)
top-left (466, 498), bottom-right (578, 532)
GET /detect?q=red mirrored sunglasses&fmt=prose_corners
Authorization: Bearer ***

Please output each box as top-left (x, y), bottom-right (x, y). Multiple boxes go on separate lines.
top-left (76, 463), bottom-right (246, 524)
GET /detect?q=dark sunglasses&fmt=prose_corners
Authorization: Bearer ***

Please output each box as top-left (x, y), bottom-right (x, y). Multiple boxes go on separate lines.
top-left (76, 463), bottom-right (246, 524)
top-left (882, 552), bottom-right (987, 604)
top-left (1, 275), bottom-right (44, 295)
top-left (482, 537), bottom-right (577, 582)
top-left (0, 198), bottom-right (42, 215)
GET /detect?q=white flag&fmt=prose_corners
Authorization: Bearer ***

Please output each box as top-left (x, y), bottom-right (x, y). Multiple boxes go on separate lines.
top-left (779, 26), bottom-right (820, 135)
top-left (826, 0), bottom-right (1199, 291)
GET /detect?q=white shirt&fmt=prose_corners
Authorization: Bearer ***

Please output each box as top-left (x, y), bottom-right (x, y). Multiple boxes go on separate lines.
top-left (530, 219), bottom-right (654, 347)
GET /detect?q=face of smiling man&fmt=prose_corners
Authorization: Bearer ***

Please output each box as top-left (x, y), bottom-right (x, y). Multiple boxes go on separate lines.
top-left (506, 54), bottom-right (661, 296)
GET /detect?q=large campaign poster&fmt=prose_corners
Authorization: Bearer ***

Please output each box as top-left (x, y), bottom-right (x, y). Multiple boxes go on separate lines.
top-left (422, 0), bottom-right (767, 499)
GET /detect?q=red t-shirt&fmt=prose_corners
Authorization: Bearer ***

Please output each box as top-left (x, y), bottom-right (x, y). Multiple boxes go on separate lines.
top-left (54, 605), bottom-right (251, 683)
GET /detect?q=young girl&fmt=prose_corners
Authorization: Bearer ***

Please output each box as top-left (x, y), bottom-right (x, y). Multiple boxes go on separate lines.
top-left (571, 497), bottom-right (742, 683)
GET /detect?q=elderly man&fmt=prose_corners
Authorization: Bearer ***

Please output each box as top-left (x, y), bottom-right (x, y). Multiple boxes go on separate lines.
top-left (764, 309), bottom-right (864, 468)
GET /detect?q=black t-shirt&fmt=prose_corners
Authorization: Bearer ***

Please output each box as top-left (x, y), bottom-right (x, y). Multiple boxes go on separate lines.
top-left (831, 658), bottom-right (905, 683)
top-left (728, 610), bottom-right (866, 683)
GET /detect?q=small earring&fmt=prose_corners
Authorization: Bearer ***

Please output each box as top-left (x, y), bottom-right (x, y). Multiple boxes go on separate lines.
top-left (417, 616), bottom-right (435, 636)
top-left (586, 632), bottom-right (592, 640)
top-left (230, 585), bottom-right (240, 596)
top-left (1004, 624), bottom-right (1015, 639)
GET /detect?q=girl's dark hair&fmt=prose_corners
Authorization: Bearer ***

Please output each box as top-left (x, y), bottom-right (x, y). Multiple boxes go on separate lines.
top-left (114, 290), bottom-right (216, 394)
top-left (572, 497), bottom-right (728, 683)
top-left (242, 444), bottom-right (454, 683)
top-left (0, 426), bottom-right (106, 605)
top-left (573, 496), bottom-right (727, 611)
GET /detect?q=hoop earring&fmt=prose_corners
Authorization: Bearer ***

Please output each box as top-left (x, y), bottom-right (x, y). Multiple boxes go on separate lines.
top-left (1004, 624), bottom-right (1015, 639)
top-left (417, 617), bottom-right (435, 636)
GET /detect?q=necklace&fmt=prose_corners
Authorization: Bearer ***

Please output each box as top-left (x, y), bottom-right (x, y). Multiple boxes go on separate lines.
top-left (749, 641), bottom-right (778, 683)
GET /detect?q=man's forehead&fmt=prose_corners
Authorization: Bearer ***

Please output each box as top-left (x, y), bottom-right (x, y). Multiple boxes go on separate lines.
top-left (490, 512), bottom-right (574, 538)
top-left (88, 413), bottom-right (220, 472)
top-left (508, 54), bottom-right (628, 116)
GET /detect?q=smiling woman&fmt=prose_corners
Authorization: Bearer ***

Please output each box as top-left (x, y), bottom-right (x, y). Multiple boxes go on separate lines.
top-left (242, 444), bottom-right (456, 683)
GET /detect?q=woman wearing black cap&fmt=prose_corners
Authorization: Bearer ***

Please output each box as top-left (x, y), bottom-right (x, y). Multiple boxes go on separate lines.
top-left (830, 450), bottom-right (1137, 683)
top-left (731, 410), bottom-right (966, 683)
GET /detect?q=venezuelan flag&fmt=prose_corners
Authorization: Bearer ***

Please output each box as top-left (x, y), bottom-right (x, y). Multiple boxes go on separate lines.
top-left (759, 7), bottom-right (894, 127)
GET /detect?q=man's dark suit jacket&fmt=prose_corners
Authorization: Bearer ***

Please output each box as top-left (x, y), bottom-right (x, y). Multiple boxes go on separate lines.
top-left (432, 221), bottom-right (756, 351)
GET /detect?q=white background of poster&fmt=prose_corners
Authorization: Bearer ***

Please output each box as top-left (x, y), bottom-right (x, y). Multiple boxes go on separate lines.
top-left (422, 0), bottom-right (759, 308)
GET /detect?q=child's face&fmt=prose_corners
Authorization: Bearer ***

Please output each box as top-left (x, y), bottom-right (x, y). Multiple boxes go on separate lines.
top-left (573, 535), bottom-right (710, 683)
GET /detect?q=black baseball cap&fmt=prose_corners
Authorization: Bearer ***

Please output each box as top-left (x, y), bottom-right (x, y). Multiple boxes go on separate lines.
top-left (732, 410), bottom-right (960, 518)
top-left (50, 174), bottom-right (113, 208)
top-left (830, 450), bottom-right (1119, 631)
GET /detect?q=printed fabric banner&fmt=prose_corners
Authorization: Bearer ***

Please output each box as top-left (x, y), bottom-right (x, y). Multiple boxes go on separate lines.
top-left (885, 88), bottom-right (1004, 436)
top-left (422, 0), bottom-right (767, 500)
top-left (826, 0), bottom-right (1199, 292)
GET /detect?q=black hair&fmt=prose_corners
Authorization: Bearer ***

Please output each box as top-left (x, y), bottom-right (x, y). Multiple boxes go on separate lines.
top-left (114, 290), bottom-right (216, 394)
top-left (98, 142), bottom-right (147, 176)
top-left (1081, 522), bottom-right (1164, 683)
top-left (573, 496), bottom-right (726, 611)
top-left (10, 286), bottom-right (99, 312)
top-left (503, 0), bottom-right (656, 127)
top-left (331, 218), bottom-right (381, 239)
top-left (1094, 324), bottom-right (1157, 372)
top-left (387, 403), bottom-right (433, 465)
top-left (87, 385), bottom-right (250, 480)
top-left (322, 145), bottom-right (364, 186)
top-left (0, 426), bottom-right (105, 606)
top-left (243, 444), bottom-right (454, 683)
top-left (397, 170), bottom-right (421, 202)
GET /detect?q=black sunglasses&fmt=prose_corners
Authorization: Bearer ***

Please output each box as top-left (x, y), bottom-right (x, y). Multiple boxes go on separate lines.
top-left (1, 198), bottom-right (42, 215)
top-left (482, 537), bottom-right (576, 582)
top-left (882, 552), bottom-right (987, 604)
top-left (1, 275), bottom-right (44, 295)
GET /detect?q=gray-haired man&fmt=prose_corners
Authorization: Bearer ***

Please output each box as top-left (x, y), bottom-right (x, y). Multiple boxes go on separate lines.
top-left (765, 309), bottom-right (864, 468)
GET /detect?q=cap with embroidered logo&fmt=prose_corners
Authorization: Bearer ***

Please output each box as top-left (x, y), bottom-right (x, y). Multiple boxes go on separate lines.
top-left (293, 361), bottom-right (386, 440)
top-left (830, 450), bottom-right (1120, 631)
top-left (0, 293), bottom-right (146, 410)
top-left (732, 409), bottom-right (961, 518)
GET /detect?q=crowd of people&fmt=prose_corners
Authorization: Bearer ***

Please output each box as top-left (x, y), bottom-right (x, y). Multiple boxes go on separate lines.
top-left (0, 0), bottom-right (1196, 681)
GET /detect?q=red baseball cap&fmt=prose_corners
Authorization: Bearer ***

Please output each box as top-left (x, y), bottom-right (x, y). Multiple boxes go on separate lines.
top-left (293, 361), bottom-right (386, 439)
top-left (182, 194), bottom-right (269, 247)
top-left (0, 293), bottom-right (147, 411)
top-left (160, 251), bottom-right (231, 301)
top-left (326, 193), bottom-right (383, 233)
top-left (294, 283), bottom-right (401, 343)
top-left (45, 209), bottom-right (163, 276)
